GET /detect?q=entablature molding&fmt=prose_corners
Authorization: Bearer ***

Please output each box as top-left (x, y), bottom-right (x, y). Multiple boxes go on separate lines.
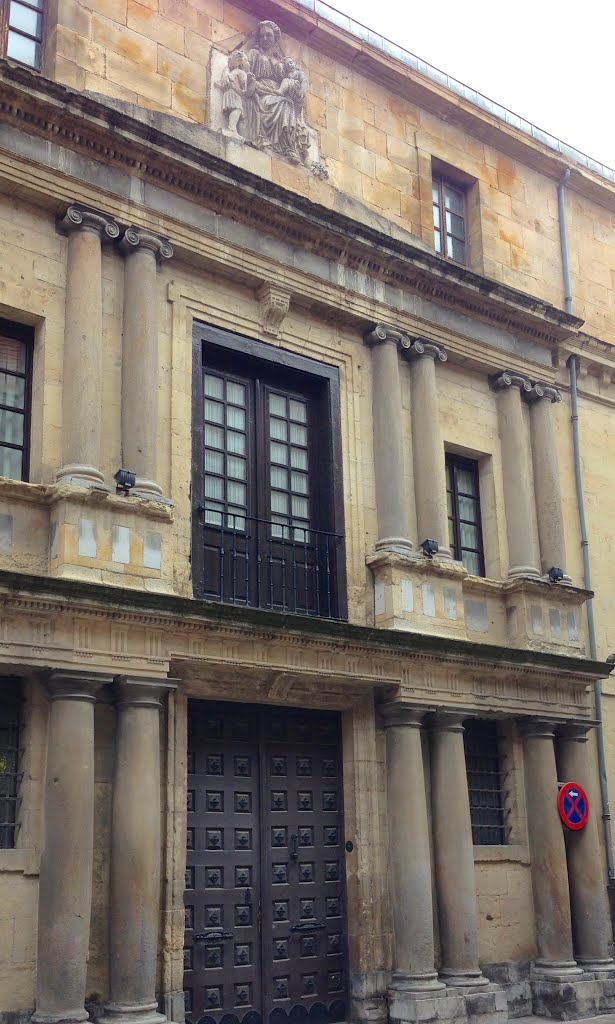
top-left (0, 62), bottom-right (583, 354)
top-left (0, 574), bottom-right (610, 719)
top-left (0, 477), bottom-right (174, 521)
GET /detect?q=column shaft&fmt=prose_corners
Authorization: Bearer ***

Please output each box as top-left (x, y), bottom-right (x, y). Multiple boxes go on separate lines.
top-left (103, 678), bottom-right (176, 1024)
top-left (57, 206), bottom-right (119, 486)
top-left (120, 230), bottom-right (172, 497)
top-left (409, 344), bottom-right (450, 556)
top-left (521, 720), bottom-right (580, 977)
top-left (493, 374), bottom-right (539, 577)
top-left (430, 713), bottom-right (486, 987)
top-left (557, 727), bottom-right (613, 970)
top-left (384, 705), bottom-right (443, 991)
top-left (33, 672), bottom-right (109, 1024)
top-left (529, 390), bottom-right (567, 574)
top-left (366, 326), bottom-right (411, 552)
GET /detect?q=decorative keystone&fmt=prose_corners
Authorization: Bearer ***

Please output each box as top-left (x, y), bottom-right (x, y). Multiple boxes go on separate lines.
top-left (404, 337), bottom-right (447, 363)
top-left (258, 282), bottom-right (291, 337)
top-left (57, 204), bottom-right (120, 241)
top-left (526, 382), bottom-right (562, 403)
top-left (491, 370), bottom-right (532, 392)
top-left (364, 323), bottom-right (411, 350)
top-left (119, 227), bottom-right (174, 261)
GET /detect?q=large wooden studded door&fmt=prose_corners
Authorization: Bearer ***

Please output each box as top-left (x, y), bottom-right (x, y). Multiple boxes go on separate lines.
top-left (184, 703), bottom-right (348, 1024)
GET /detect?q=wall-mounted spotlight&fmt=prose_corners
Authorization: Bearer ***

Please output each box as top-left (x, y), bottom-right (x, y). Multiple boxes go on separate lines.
top-left (547, 566), bottom-right (565, 583)
top-left (114, 468), bottom-right (136, 496)
top-left (421, 538), bottom-right (439, 558)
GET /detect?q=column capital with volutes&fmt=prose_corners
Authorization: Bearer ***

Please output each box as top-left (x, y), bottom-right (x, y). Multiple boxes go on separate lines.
top-left (429, 708), bottom-right (468, 733)
top-left (113, 675), bottom-right (179, 710)
top-left (364, 322), bottom-right (411, 351)
top-left (404, 337), bottom-right (448, 363)
top-left (57, 204), bottom-right (120, 241)
top-left (526, 382), bottom-right (563, 404)
top-left (557, 721), bottom-right (594, 743)
top-left (491, 369), bottom-right (532, 393)
top-left (119, 226), bottom-right (174, 261)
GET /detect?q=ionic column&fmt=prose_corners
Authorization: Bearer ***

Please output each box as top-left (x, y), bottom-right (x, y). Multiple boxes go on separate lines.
top-left (365, 324), bottom-right (412, 553)
top-left (120, 229), bottom-right (173, 497)
top-left (430, 712), bottom-right (487, 987)
top-left (527, 384), bottom-right (568, 577)
top-left (520, 719), bottom-right (581, 979)
top-left (57, 205), bottom-right (119, 486)
top-left (32, 670), bottom-right (111, 1024)
top-left (557, 724), bottom-right (614, 971)
top-left (406, 339), bottom-right (451, 557)
top-left (101, 677), bottom-right (177, 1024)
top-left (383, 704), bottom-right (444, 992)
top-left (492, 371), bottom-right (540, 578)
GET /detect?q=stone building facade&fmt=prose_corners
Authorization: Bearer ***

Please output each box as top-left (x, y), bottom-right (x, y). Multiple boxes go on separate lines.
top-left (3, 3), bottom-right (615, 1024)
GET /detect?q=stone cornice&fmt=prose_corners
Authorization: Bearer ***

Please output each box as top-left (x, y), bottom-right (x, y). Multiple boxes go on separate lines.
top-left (0, 62), bottom-right (583, 349)
top-left (0, 570), bottom-right (611, 686)
top-left (0, 478), bottom-right (174, 522)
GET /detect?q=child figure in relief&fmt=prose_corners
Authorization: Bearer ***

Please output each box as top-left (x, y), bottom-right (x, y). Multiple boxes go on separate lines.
top-left (221, 51), bottom-right (253, 137)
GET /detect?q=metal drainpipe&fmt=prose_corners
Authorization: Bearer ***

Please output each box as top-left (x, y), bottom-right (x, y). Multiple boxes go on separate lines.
top-left (559, 167), bottom-right (615, 895)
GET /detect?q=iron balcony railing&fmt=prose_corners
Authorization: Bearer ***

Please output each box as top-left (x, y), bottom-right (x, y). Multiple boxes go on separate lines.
top-left (195, 511), bottom-right (345, 620)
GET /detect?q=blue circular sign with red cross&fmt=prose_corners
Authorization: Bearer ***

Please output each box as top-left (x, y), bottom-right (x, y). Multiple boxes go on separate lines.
top-left (558, 781), bottom-right (589, 831)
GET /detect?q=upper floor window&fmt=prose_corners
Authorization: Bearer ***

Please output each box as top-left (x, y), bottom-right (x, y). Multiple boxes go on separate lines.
top-left (192, 324), bottom-right (346, 620)
top-left (464, 718), bottom-right (508, 846)
top-left (432, 176), bottom-right (467, 265)
top-left (0, 319), bottom-right (33, 482)
top-left (2, 0), bottom-right (44, 69)
top-left (446, 452), bottom-right (484, 576)
top-left (0, 678), bottom-right (21, 850)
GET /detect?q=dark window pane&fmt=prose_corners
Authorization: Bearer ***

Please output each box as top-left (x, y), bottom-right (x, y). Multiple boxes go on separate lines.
top-left (463, 550), bottom-right (481, 576)
top-left (0, 372), bottom-right (25, 408)
top-left (445, 454), bottom-right (484, 576)
top-left (9, 2), bottom-right (41, 35)
top-left (444, 185), bottom-right (465, 215)
top-left (0, 679), bottom-right (21, 850)
top-left (434, 228), bottom-right (442, 254)
top-left (464, 720), bottom-right (507, 845)
top-left (458, 494), bottom-right (478, 522)
top-left (0, 336), bottom-right (25, 373)
top-left (0, 409), bottom-right (24, 445)
top-left (0, 446), bottom-right (22, 479)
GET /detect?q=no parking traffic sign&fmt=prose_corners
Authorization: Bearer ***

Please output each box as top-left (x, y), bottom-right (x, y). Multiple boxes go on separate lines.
top-left (557, 781), bottom-right (589, 831)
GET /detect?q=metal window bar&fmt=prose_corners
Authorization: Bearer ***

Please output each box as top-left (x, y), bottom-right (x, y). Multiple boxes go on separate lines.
top-left (464, 719), bottom-right (509, 846)
top-left (197, 510), bottom-right (344, 620)
top-left (0, 679), bottom-right (22, 850)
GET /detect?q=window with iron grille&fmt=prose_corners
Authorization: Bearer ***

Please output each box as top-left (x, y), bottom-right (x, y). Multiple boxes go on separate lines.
top-left (2, 0), bottom-right (44, 69)
top-left (0, 678), bottom-right (22, 850)
top-left (0, 319), bottom-right (33, 482)
top-left (192, 324), bottom-right (346, 620)
top-left (432, 176), bottom-right (467, 265)
top-left (446, 453), bottom-right (485, 576)
top-left (464, 718), bottom-right (508, 845)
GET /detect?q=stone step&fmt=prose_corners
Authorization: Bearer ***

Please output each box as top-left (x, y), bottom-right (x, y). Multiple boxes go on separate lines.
top-left (514, 1017), bottom-right (615, 1024)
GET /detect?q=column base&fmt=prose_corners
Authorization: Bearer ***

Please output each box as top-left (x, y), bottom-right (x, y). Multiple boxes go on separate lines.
top-left (390, 970), bottom-right (446, 992)
top-left (99, 1003), bottom-right (168, 1024)
top-left (532, 959), bottom-right (584, 981)
top-left (56, 464), bottom-right (106, 487)
top-left (132, 478), bottom-right (163, 499)
top-left (577, 957), bottom-right (615, 974)
top-left (374, 536), bottom-right (413, 555)
top-left (531, 969), bottom-right (615, 1019)
top-left (440, 968), bottom-right (490, 989)
top-left (507, 565), bottom-right (541, 579)
top-left (388, 979), bottom-right (506, 1024)
top-left (31, 1011), bottom-right (89, 1024)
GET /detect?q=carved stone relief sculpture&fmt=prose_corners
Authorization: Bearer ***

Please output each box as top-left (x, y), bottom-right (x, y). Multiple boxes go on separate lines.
top-left (210, 20), bottom-right (325, 176)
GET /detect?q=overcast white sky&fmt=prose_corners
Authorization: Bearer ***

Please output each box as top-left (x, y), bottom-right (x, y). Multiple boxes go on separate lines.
top-left (331, 0), bottom-right (613, 171)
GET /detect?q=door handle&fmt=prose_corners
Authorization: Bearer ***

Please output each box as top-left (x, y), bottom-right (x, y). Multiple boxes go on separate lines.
top-left (194, 930), bottom-right (235, 943)
top-left (290, 921), bottom-right (325, 933)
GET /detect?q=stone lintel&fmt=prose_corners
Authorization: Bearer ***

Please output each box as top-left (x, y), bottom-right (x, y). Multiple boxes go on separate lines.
top-left (57, 204), bottom-right (120, 241)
